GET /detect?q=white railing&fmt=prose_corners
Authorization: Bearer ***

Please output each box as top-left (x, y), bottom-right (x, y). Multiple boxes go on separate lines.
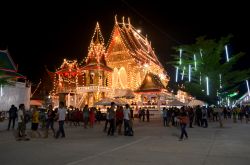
top-left (76, 86), bottom-right (112, 93)
top-left (57, 88), bottom-right (76, 93)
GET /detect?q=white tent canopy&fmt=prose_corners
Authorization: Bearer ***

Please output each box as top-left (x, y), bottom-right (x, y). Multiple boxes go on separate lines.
top-left (187, 99), bottom-right (205, 107)
top-left (113, 89), bottom-right (135, 99)
top-left (167, 99), bottom-right (187, 107)
top-left (94, 98), bottom-right (128, 106)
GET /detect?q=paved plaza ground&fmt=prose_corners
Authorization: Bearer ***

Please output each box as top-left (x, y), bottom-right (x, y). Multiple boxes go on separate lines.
top-left (1, 118), bottom-right (250, 165)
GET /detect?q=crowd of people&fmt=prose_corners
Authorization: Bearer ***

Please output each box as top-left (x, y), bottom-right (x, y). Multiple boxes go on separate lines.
top-left (5, 102), bottom-right (250, 141)
top-left (6, 101), bottom-right (135, 140)
top-left (161, 105), bottom-right (250, 140)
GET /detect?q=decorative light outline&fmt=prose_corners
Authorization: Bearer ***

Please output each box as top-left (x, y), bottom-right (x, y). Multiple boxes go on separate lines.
top-left (206, 76), bottom-right (209, 95)
top-left (179, 49), bottom-right (182, 65)
top-left (199, 72), bottom-right (202, 85)
top-left (0, 84), bottom-right (3, 97)
top-left (188, 65), bottom-right (191, 82)
top-left (194, 54), bottom-right (197, 70)
top-left (225, 45), bottom-right (229, 62)
top-left (175, 66), bottom-right (179, 82)
top-left (219, 74), bottom-right (222, 88)
top-left (200, 49), bottom-right (203, 58)
top-left (181, 66), bottom-right (185, 80)
top-left (246, 80), bottom-right (250, 96)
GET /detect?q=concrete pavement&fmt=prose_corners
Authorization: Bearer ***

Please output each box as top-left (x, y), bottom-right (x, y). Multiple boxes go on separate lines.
top-left (0, 118), bottom-right (250, 165)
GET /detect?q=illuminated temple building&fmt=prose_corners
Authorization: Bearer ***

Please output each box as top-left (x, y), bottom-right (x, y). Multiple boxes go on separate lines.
top-left (50, 17), bottom-right (174, 109)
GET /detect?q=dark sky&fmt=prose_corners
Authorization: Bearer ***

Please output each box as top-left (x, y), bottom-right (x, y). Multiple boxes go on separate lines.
top-left (0, 1), bottom-right (249, 84)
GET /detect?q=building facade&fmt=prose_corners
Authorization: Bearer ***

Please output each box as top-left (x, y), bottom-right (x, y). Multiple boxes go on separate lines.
top-left (50, 17), bottom-right (170, 108)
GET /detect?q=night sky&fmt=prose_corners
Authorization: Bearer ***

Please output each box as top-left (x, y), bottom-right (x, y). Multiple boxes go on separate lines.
top-left (0, 1), bottom-right (249, 85)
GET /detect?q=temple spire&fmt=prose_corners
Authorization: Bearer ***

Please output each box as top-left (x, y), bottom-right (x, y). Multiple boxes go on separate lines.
top-left (89, 22), bottom-right (105, 46)
top-left (86, 22), bottom-right (107, 65)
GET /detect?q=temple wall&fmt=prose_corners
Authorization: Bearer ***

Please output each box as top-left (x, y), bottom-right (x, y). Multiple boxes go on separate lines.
top-left (0, 82), bottom-right (31, 111)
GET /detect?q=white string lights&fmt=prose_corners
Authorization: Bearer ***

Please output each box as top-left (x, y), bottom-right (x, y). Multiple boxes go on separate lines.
top-left (188, 65), bottom-right (191, 82)
top-left (225, 45), bottom-right (230, 62)
top-left (175, 66), bottom-right (179, 82)
top-left (206, 76), bottom-right (209, 96)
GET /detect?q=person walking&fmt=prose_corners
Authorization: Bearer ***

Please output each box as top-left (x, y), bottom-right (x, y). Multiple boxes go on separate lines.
top-left (55, 102), bottom-right (67, 139)
top-left (44, 105), bottom-right (55, 138)
top-left (178, 110), bottom-right (188, 141)
top-left (31, 106), bottom-right (41, 138)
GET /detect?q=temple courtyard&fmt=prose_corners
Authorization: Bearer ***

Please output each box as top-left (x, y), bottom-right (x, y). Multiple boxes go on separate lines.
top-left (1, 118), bottom-right (250, 165)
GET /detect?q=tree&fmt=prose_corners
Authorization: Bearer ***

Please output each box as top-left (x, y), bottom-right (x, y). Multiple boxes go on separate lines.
top-left (171, 35), bottom-right (250, 104)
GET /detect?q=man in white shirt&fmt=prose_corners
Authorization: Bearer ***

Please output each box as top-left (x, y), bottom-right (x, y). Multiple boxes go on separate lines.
top-left (123, 104), bottom-right (132, 136)
top-left (17, 104), bottom-right (25, 138)
top-left (55, 102), bottom-right (67, 138)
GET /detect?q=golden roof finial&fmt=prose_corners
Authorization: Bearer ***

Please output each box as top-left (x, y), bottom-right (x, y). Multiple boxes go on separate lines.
top-left (115, 15), bottom-right (118, 24)
top-left (122, 16), bottom-right (125, 25)
top-left (96, 21), bottom-right (100, 28)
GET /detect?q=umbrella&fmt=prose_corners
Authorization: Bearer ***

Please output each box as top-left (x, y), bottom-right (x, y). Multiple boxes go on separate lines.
top-left (187, 99), bottom-right (205, 107)
top-left (114, 98), bottom-right (128, 106)
top-left (167, 99), bottom-right (187, 106)
top-left (30, 100), bottom-right (43, 106)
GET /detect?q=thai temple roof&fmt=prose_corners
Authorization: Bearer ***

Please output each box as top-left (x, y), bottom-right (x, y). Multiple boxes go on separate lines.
top-left (55, 59), bottom-right (79, 76)
top-left (83, 22), bottom-right (112, 72)
top-left (0, 50), bottom-right (25, 79)
top-left (135, 72), bottom-right (165, 93)
top-left (107, 17), bottom-right (163, 68)
top-left (0, 50), bottom-right (17, 71)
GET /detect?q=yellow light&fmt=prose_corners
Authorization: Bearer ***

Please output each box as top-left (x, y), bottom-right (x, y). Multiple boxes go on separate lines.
top-left (143, 63), bottom-right (149, 68)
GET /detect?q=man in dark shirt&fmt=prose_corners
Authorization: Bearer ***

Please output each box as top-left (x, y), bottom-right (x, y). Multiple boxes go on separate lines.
top-left (107, 102), bottom-right (116, 136)
top-left (8, 105), bottom-right (17, 130)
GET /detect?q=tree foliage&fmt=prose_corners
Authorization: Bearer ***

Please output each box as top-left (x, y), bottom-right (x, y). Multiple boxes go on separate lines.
top-left (171, 35), bottom-right (250, 104)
